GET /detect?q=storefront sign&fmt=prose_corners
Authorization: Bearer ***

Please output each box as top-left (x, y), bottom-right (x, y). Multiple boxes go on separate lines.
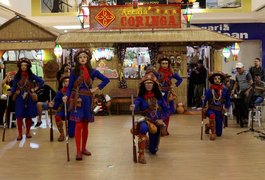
top-left (89, 4), bottom-right (181, 30)
top-left (195, 23), bottom-right (265, 40)
top-left (195, 23), bottom-right (265, 65)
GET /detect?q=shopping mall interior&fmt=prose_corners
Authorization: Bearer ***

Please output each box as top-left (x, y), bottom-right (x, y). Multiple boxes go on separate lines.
top-left (0, 0), bottom-right (265, 180)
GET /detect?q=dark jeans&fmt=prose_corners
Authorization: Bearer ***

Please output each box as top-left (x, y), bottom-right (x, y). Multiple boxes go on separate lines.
top-left (194, 84), bottom-right (205, 107)
top-left (188, 81), bottom-right (194, 107)
top-left (0, 99), bottom-right (7, 125)
top-left (239, 89), bottom-right (253, 119)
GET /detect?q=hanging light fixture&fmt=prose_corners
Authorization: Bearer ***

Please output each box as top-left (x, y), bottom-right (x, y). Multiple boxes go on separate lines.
top-left (132, 0), bottom-right (138, 9)
top-left (77, 8), bottom-right (88, 29)
top-left (92, 48), bottom-right (114, 61)
top-left (231, 43), bottom-right (240, 61)
top-left (54, 44), bottom-right (63, 58)
top-left (222, 47), bottom-right (230, 63)
top-left (183, 7), bottom-right (193, 28)
top-left (37, 49), bottom-right (45, 61)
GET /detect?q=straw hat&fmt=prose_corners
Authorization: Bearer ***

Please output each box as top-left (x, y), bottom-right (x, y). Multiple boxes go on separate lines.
top-left (158, 57), bottom-right (171, 65)
top-left (17, 57), bottom-right (32, 68)
top-left (60, 75), bottom-right (70, 82)
top-left (139, 72), bottom-right (159, 85)
top-left (74, 49), bottom-right (92, 62)
top-left (208, 71), bottom-right (225, 84)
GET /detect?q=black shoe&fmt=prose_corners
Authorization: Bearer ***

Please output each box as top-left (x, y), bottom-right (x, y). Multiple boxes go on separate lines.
top-left (35, 121), bottom-right (42, 127)
top-left (243, 119), bottom-right (248, 124)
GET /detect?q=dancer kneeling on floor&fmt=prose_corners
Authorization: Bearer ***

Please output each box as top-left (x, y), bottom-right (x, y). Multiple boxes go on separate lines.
top-left (130, 72), bottom-right (169, 164)
top-left (49, 76), bottom-right (72, 141)
top-left (202, 72), bottom-right (230, 140)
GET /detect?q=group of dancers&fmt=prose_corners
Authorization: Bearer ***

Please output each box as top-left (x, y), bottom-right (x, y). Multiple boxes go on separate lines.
top-left (7, 49), bottom-right (109, 161)
top-left (4, 49), bottom-right (230, 163)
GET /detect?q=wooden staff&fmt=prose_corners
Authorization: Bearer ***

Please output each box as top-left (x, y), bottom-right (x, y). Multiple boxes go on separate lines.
top-left (64, 101), bottom-right (70, 161)
top-left (201, 89), bottom-right (205, 140)
top-left (201, 108), bottom-right (204, 140)
top-left (131, 95), bottom-right (137, 163)
top-left (49, 90), bottom-right (53, 141)
top-left (2, 93), bottom-right (10, 142)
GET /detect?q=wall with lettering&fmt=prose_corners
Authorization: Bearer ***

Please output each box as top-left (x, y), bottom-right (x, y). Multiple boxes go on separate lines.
top-left (194, 23), bottom-right (265, 74)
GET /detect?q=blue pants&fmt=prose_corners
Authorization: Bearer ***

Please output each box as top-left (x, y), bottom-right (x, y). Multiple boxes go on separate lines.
top-left (68, 120), bottom-right (75, 137)
top-left (139, 121), bottom-right (160, 154)
top-left (207, 110), bottom-right (223, 137)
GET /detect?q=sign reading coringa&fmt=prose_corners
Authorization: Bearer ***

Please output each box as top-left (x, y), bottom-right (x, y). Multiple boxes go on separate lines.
top-left (89, 4), bottom-right (182, 30)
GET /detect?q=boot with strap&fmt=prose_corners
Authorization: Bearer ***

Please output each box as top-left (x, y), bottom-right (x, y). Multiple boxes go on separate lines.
top-left (205, 123), bottom-right (210, 134)
top-left (56, 121), bottom-right (65, 142)
top-left (138, 134), bottom-right (147, 164)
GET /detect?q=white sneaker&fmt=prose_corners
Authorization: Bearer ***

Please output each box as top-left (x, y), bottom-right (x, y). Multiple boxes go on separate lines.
top-left (197, 107), bottom-right (202, 110)
top-left (192, 106), bottom-right (197, 109)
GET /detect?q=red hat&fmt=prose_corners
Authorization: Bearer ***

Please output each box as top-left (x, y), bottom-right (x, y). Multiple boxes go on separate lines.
top-left (74, 49), bottom-right (92, 62)
top-left (17, 57), bottom-right (32, 68)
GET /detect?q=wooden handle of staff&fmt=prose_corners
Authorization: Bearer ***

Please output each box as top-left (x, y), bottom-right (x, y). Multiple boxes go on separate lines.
top-left (49, 90), bottom-right (53, 142)
top-left (131, 95), bottom-right (137, 163)
top-left (64, 102), bottom-right (70, 162)
top-left (201, 108), bottom-right (204, 140)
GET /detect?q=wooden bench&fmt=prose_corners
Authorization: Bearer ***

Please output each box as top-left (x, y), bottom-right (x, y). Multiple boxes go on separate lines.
top-left (109, 88), bottom-right (137, 114)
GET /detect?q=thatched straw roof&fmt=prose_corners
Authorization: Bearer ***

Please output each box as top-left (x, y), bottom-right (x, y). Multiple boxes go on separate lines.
top-left (0, 15), bottom-right (59, 50)
top-left (56, 24), bottom-right (242, 49)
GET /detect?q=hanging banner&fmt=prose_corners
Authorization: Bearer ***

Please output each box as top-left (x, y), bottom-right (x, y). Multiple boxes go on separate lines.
top-left (89, 4), bottom-right (182, 30)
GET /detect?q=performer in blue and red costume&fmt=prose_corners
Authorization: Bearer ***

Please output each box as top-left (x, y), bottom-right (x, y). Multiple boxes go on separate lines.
top-left (49, 76), bottom-right (74, 141)
top-left (130, 72), bottom-right (169, 164)
top-left (11, 58), bottom-right (44, 141)
top-left (203, 72), bottom-right (230, 140)
top-left (63, 49), bottom-right (109, 161)
top-left (155, 57), bottom-right (183, 135)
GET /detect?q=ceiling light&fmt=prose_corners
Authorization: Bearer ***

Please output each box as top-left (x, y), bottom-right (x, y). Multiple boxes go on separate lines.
top-left (53, 25), bottom-right (89, 30)
top-left (0, 0), bottom-right (10, 6)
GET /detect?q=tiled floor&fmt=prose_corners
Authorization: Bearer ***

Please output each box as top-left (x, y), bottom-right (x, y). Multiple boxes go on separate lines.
top-left (0, 114), bottom-right (265, 180)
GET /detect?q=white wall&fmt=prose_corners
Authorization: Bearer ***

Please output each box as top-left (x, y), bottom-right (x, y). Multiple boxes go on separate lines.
top-left (0, 0), bottom-right (31, 15)
top-left (252, 0), bottom-right (265, 11)
top-left (222, 40), bottom-right (262, 79)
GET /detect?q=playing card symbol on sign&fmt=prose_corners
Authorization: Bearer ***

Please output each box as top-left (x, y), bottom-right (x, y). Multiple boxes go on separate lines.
top-left (95, 7), bottom-right (116, 28)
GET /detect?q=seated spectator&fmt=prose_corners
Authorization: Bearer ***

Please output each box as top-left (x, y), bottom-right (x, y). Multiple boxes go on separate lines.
top-left (35, 81), bottom-right (56, 127)
top-left (224, 74), bottom-right (235, 96)
top-left (252, 73), bottom-right (265, 105)
top-left (0, 73), bottom-right (13, 125)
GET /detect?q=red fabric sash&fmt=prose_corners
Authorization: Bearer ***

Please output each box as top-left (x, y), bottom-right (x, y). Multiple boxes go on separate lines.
top-left (61, 86), bottom-right (67, 94)
top-left (210, 84), bottom-right (223, 97)
top-left (21, 71), bottom-right (28, 77)
top-left (80, 66), bottom-right (89, 80)
top-left (159, 67), bottom-right (172, 81)
top-left (144, 91), bottom-right (155, 99)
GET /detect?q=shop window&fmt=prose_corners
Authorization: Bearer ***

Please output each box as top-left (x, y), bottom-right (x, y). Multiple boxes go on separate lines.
top-left (123, 47), bottom-right (151, 79)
